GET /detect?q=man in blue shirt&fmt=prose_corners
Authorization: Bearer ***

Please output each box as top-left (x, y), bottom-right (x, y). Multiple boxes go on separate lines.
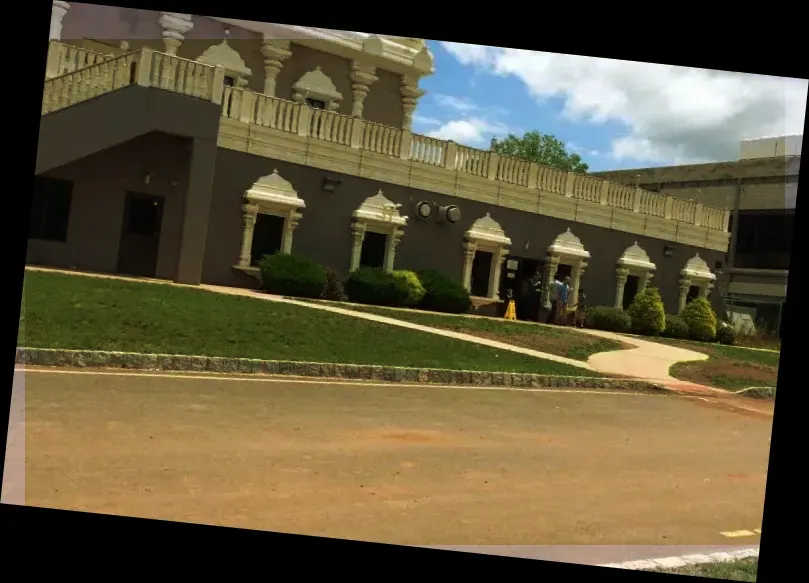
top-left (557, 276), bottom-right (571, 325)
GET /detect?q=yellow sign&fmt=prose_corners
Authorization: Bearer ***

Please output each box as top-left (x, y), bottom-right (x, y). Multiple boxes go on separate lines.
top-left (504, 300), bottom-right (516, 320)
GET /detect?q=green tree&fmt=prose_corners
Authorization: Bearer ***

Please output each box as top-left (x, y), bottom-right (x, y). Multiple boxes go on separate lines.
top-left (489, 131), bottom-right (589, 173)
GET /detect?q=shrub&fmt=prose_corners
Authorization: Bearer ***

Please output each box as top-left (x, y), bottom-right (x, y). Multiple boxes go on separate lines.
top-left (321, 268), bottom-right (348, 302)
top-left (392, 270), bottom-right (426, 306)
top-left (585, 306), bottom-right (632, 333)
top-left (258, 253), bottom-right (327, 299)
top-left (681, 297), bottom-right (718, 342)
top-left (345, 267), bottom-right (410, 307)
top-left (662, 314), bottom-right (689, 339)
top-left (417, 269), bottom-right (472, 314)
top-left (626, 287), bottom-right (666, 336)
top-left (715, 321), bottom-right (737, 346)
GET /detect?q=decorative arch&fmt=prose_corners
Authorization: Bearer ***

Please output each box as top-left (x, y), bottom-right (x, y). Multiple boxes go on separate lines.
top-left (614, 242), bottom-right (657, 309)
top-left (677, 253), bottom-right (716, 314)
top-left (349, 191), bottom-right (408, 272)
top-left (461, 213), bottom-right (512, 301)
top-left (237, 170), bottom-right (305, 271)
top-left (196, 38), bottom-right (252, 86)
top-left (292, 66), bottom-right (343, 111)
top-left (541, 228), bottom-right (591, 311)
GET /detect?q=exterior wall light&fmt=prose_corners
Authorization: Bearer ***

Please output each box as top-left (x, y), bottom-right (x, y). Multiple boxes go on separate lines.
top-left (439, 204), bottom-right (461, 224)
top-left (322, 176), bottom-right (343, 192)
top-left (414, 200), bottom-right (433, 220)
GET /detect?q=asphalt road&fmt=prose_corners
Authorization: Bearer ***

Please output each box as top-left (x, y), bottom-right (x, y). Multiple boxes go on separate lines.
top-left (10, 367), bottom-right (769, 562)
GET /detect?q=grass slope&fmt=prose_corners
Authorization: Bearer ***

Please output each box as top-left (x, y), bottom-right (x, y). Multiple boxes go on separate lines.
top-left (19, 271), bottom-right (601, 377)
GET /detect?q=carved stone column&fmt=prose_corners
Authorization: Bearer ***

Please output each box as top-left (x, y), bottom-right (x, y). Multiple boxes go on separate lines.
top-left (349, 222), bottom-right (366, 272)
top-left (488, 249), bottom-right (508, 300)
top-left (614, 266), bottom-right (629, 309)
top-left (350, 61), bottom-right (378, 118)
top-left (238, 204), bottom-right (258, 267)
top-left (50, 2), bottom-right (70, 41)
top-left (260, 38), bottom-right (292, 97)
top-left (159, 13), bottom-right (194, 56)
top-left (570, 260), bottom-right (587, 310)
top-left (281, 211), bottom-right (302, 254)
top-left (383, 227), bottom-right (405, 272)
top-left (400, 75), bottom-right (426, 131)
top-left (677, 277), bottom-right (691, 314)
top-left (461, 240), bottom-right (477, 292)
top-left (699, 280), bottom-right (714, 299)
top-left (541, 254), bottom-right (560, 309)
top-left (639, 270), bottom-right (653, 293)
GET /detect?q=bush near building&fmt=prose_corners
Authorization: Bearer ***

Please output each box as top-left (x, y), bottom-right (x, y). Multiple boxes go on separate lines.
top-left (416, 269), bottom-right (473, 314)
top-left (258, 253), bottom-right (327, 299)
top-left (626, 287), bottom-right (666, 336)
top-left (393, 270), bottom-right (427, 306)
top-left (585, 306), bottom-right (632, 333)
top-left (662, 314), bottom-right (690, 339)
top-left (345, 267), bottom-right (411, 307)
top-left (681, 297), bottom-right (718, 342)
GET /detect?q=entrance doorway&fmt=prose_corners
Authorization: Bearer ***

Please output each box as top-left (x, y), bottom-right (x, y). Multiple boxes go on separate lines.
top-left (360, 231), bottom-right (387, 269)
top-left (250, 214), bottom-right (284, 266)
top-left (470, 250), bottom-right (493, 298)
top-left (686, 285), bottom-right (700, 305)
top-left (622, 275), bottom-right (640, 310)
top-left (500, 256), bottom-right (542, 321)
top-left (117, 192), bottom-right (164, 278)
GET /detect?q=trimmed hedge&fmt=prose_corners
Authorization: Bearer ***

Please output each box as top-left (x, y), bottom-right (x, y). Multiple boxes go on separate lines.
top-left (393, 270), bottom-right (426, 306)
top-left (345, 267), bottom-right (410, 307)
top-left (417, 269), bottom-right (472, 314)
top-left (585, 306), bottom-right (632, 333)
top-left (258, 253), bottom-right (327, 299)
top-left (681, 297), bottom-right (717, 342)
top-left (627, 287), bottom-right (666, 336)
top-left (662, 314), bottom-right (689, 339)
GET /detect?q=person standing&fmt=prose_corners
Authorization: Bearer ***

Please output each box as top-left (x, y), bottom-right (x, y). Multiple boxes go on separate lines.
top-left (557, 276), bottom-right (571, 325)
top-left (546, 275), bottom-right (560, 324)
top-left (573, 288), bottom-right (587, 328)
top-left (528, 267), bottom-right (543, 322)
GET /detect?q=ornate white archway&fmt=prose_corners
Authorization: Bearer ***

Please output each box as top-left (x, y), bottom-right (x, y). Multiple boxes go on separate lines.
top-left (349, 191), bottom-right (408, 272)
top-left (461, 213), bottom-right (512, 301)
top-left (292, 66), bottom-right (343, 111)
top-left (677, 253), bottom-right (717, 314)
top-left (541, 228), bottom-right (590, 311)
top-left (196, 37), bottom-right (252, 87)
top-left (615, 242), bottom-right (657, 309)
top-left (237, 170), bottom-right (305, 269)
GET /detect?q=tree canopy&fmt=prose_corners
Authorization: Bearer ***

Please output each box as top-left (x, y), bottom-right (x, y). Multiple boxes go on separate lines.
top-left (489, 131), bottom-right (589, 173)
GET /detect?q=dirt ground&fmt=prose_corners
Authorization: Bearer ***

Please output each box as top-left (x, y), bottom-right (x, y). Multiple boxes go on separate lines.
top-left (21, 369), bottom-right (771, 546)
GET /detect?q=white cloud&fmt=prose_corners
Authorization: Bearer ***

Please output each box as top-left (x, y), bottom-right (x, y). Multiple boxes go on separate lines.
top-left (426, 117), bottom-right (508, 146)
top-left (413, 114), bottom-right (443, 127)
top-left (440, 42), bottom-right (808, 165)
top-left (434, 94), bottom-right (479, 113)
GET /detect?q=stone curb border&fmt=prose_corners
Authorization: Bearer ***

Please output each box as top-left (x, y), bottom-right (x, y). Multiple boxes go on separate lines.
top-left (600, 547), bottom-right (759, 571)
top-left (16, 347), bottom-right (664, 392)
top-left (735, 386), bottom-right (776, 400)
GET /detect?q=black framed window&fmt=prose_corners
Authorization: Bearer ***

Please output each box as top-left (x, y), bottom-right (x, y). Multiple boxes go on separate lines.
top-left (306, 98), bottom-right (326, 109)
top-left (30, 177), bottom-right (73, 242)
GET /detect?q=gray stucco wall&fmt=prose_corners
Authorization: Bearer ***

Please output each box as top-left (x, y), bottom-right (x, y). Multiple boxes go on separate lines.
top-left (203, 149), bottom-right (726, 314)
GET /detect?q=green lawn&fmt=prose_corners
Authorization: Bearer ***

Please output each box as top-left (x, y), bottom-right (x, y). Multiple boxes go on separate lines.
top-left (19, 271), bottom-right (602, 376)
top-left (302, 301), bottom-right (628, 361)
top-left (650, 337), bottom-right (780, 391)
top-left (648, 557), bottom-right (758, 581)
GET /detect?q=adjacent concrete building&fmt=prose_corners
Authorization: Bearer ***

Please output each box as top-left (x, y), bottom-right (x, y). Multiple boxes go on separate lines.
top-left (35, 3), bottom-right (732, 322)
top-left (594, 136), bottom-right (798, 335)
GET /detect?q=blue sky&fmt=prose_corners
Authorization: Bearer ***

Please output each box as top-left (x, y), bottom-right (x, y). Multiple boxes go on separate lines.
top-left (410, 41), bottom-right (807, 171)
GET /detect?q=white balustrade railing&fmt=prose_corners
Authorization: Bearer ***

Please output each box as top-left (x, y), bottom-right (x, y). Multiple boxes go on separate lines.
top-left (41, 42), bottom-right (729, 232)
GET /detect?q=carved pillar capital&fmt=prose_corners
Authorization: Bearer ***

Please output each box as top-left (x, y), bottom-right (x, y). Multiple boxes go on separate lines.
top-left (615, 265), bottom-right (630, 282)
top-left (159, 13), bottom-right (194, 55)
top-left (350, 61), bottom-right (378, 118)
top-left (400, 75), bottom-right (426, 131)
top-left (260, 38), bottom-right (292, 97)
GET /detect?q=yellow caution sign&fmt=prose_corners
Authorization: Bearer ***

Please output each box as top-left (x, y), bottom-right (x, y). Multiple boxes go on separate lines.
top-left (504, 299), bottom-right (517, 320)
